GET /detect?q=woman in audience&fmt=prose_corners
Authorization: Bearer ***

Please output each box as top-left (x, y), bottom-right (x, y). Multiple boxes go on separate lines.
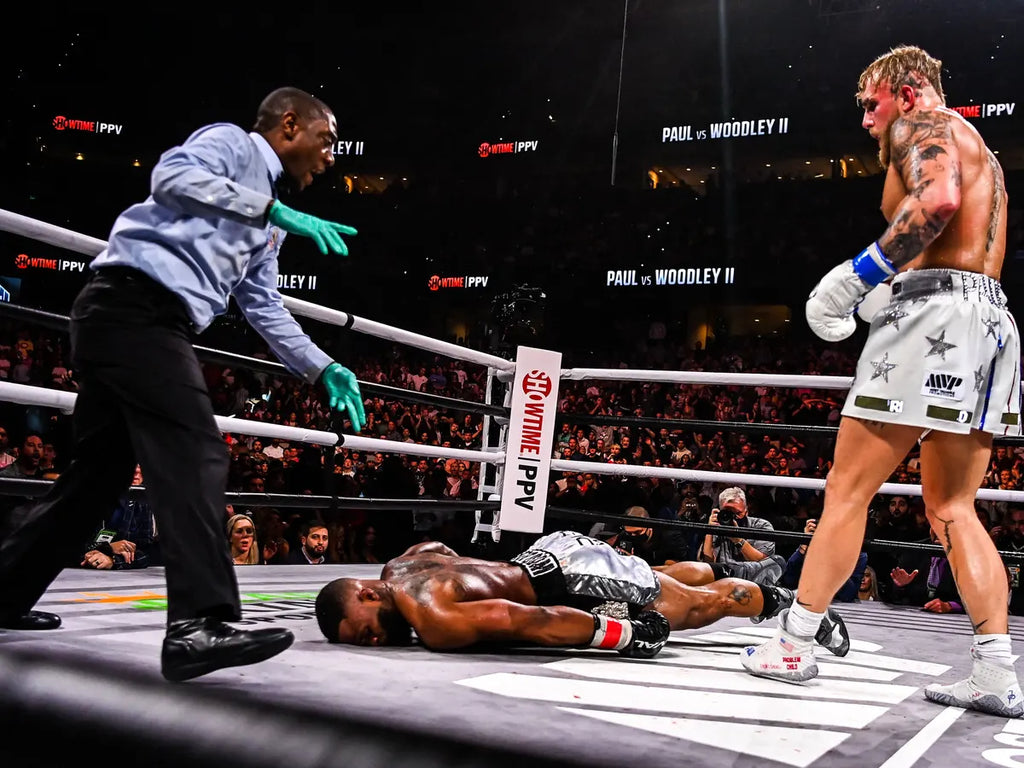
top-left (348, 523), bottom-right (382, 564)
top-left (326, 521), bottom-right (349, 564)
top-left (858, 566), bottom-right (880, 602)
top-left (227, 513), bottom-right (260, 565)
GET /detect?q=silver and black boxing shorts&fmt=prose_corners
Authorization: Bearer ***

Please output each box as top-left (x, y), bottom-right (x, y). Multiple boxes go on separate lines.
top-left (510, 531), bottom-right (661, 614)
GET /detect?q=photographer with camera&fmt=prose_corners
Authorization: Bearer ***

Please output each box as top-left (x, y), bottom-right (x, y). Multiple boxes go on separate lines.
top-left (608, 507), bottom-right (666, 566)
top-left (699, 487), bottom-right (785, 586)
top-left (658, 495), bottom-right (707, 564)
top-left (781, 518), bottom-right (868, 602)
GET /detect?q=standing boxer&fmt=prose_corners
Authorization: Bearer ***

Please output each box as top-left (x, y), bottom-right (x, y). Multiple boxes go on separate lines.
top-left (741, 45), bottom-right (1022, 717)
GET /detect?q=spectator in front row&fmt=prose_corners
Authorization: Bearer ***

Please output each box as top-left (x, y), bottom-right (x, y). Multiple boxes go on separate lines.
top-left (228, 514), bottom-right (260, 566)
top-left (256, 508), bottom-right (291, 564)
top-left (0, 434), bottom-right (43, 479)
top-left (858, 566), bottom-right (880, 602)
top-left (699, 486), bottom-right (784, 585)
top-left (888, 528), bottom-right (964, 614)
top-left (102, 465), bottom-right (161, 565)
top-left (39, 443), bottom-right (58, 479)
top-left (607, 507), bottom-right (665, 565)
top-left (0, 426), bottom-right (15, 469)
top-left (655, 496), bottom-right (705, 564)
top-left (781, 518), bottom-right (867, 602)
top-left (348, 523), bottom-right (382, 564)
top-left (80, 534), bottom-right (147, 570)
top-left (80, 467), bottom-right (156, 571)
top-left (287, 521), bottom-right (329, 564)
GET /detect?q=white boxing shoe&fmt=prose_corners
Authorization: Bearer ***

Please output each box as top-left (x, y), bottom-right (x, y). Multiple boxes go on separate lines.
top-left (925, 648), bottom-right (1024, 718)
top-left (741, 609), bottom-right (818, 683)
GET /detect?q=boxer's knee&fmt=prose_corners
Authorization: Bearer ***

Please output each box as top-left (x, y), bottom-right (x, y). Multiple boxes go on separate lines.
top-left (822, 468), bottom-right (875, 514)
top-left (655, 560), bottom-right (714, 586)
top-left (921, 496), bottom-right (974, 527)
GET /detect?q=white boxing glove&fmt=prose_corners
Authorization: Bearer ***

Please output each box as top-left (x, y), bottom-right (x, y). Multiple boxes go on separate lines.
top-left (856, 281), bottom-right (893, 323)
top-left (806, 242), bottom-right (896, 342)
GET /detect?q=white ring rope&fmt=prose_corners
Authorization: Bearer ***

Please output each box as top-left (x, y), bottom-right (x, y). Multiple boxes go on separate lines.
top-left (559, 367), bottom-right (854, 390)
top-left (551, 458), bottom-right (1024, 504)
top-left (0, 382), bottom-right (503, 465)
top-left (0, 208), bottom-right (107, 257)
top-left (0, 208), bottom-right (513, 372)
top-left (282, 295), bottom-right (513, 372)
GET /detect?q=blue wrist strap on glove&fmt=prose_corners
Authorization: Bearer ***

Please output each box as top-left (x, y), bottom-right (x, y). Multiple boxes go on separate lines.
top-left (852, 241), bottom-right (896, 287)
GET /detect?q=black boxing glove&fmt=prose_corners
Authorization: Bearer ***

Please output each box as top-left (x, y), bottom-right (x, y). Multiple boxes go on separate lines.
top-left (589, 610), bottom-right (671, 659)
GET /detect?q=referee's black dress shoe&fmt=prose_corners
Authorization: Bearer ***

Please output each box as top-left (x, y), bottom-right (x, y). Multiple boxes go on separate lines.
top-left (0, 610), bottom-right (62, 630)
top-left (161, 616), bottom-right (294, 682)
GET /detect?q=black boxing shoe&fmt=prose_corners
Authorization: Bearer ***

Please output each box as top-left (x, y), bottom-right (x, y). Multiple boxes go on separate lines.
top-left (0, 610), bottom-right (62, 630)
top-left (161, 616), bottom-right (294, 682)
top-left (750, 586), bottom-right (794, 625)
top-left (815, 608), bottom-right (851, 658)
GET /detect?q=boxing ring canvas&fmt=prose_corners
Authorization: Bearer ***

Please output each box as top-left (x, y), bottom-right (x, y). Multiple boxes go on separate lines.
top-left (1, 564), bottom-right (1021, 768)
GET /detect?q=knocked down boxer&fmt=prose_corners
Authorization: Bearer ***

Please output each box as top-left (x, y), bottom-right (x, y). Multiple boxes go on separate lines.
top-left (315, 531), bottom-right (849, 658)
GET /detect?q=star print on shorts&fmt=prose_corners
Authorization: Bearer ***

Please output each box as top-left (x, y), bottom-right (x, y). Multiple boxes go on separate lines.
top-left (925, 330), bottom-right (957, 361)
top-left (982, 317), bottom-right (1001, 341)
top-left (870, 353), bottom-right (898, 383)
top-left (974, 365), bottom-right (988, 393)
top-left (880, 305), bottom-right (909, 330)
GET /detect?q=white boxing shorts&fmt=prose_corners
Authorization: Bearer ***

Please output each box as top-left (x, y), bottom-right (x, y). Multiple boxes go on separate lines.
top-left (511, 531), bottom-right (661, 613)
top-left (842, 269), bottom-right (1022, 436)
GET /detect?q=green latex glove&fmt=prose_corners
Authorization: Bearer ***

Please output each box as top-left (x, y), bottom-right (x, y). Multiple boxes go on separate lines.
top-left (267, 201), bottom-right (357, 256)
top-left (320, 363), bottom-right (366, 433)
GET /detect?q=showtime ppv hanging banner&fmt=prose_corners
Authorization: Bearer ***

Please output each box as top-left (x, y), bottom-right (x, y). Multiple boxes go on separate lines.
top-left (499, 346), bottom-right (562, 533)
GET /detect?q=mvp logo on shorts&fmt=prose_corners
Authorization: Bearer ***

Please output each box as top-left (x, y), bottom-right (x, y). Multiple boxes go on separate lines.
top-left (922, 371), bottom-right (965, 400)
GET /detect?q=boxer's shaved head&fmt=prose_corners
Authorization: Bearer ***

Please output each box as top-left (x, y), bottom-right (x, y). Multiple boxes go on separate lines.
top-left (316, 577), bottom-right (412, 646)
top-left (315, 578), bottom-right (355, 642)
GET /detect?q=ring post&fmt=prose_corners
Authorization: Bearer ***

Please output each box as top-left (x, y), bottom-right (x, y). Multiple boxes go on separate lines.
top-left (473, 365), bottom-right (507, 545)
top-left (497, 346), bottom-right (562, 533)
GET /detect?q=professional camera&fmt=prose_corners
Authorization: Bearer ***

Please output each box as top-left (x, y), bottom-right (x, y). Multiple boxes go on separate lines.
top-left (717, 505), bottom-right (742, 526)
top-left (681, 498), bottom-right (700, 519)
top-left (614, 528), bottom-right (648, 556)
top-left (490, 283), bottom-right (547, 352)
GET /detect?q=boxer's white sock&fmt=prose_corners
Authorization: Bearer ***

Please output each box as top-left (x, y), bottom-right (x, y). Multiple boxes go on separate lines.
top-left (973, 634), bottom-right (1013, 666)
top-left (785, 602), bottom-right (825, 639)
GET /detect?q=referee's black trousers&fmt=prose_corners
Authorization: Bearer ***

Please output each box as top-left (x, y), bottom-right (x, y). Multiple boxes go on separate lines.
top-left (0, 268), bottom-right (241, 624)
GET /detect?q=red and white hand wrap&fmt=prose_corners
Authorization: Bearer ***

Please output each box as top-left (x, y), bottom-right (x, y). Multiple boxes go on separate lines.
top-left (590, 614), bottom-right (633, 651)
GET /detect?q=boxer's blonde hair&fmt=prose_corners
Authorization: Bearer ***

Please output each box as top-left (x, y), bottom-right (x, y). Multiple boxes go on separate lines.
top-left (857, 45), bottom-right (945, 104)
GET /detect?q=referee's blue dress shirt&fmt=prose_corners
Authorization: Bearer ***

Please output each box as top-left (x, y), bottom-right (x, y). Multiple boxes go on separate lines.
top-left (91, 124), bottom-right (332, 383)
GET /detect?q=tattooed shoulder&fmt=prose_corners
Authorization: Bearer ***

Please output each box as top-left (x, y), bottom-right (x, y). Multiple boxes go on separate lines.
top-left (889, 111), bottom-right (954, 177)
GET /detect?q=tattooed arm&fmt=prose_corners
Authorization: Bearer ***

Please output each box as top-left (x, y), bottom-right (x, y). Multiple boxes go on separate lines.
top-left (805, 110), bottom-right (964, 343)
top-left (877, 111), bottom-right (962, 267)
